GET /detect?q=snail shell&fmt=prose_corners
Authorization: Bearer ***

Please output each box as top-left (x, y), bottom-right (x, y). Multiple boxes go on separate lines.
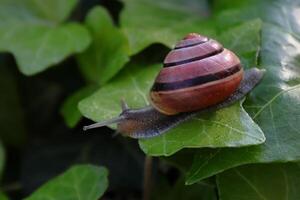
top-left (150, 33), bottom-right (243, 115)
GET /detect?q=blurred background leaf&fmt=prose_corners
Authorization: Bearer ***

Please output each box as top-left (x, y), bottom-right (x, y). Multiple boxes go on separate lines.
top-left (77, 6), bottom-right (130, 85)
top-left (62, 5), bottom-right (131, 128)
top-left (120, 0), bottom-right (215, 55)
top-left (0, 192), bottom-right (8, 200)
top-left (24, 164), bottom-right (108, 200)
top-left (0, 0), bottom-right (90, 75)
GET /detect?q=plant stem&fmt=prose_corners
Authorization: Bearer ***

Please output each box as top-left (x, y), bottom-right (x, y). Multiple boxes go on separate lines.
top-left (1, 181), bottom-right (22, 192)
top-left (143, 156), bottom-right (153, 200)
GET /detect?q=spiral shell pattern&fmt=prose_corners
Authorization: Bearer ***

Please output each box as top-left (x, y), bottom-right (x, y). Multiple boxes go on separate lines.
top-left (150, 33), bottom-right (243, 115)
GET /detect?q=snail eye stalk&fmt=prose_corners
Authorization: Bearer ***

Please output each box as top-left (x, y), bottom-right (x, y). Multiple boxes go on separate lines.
top-left (83, 116), bottom-right (124, 131)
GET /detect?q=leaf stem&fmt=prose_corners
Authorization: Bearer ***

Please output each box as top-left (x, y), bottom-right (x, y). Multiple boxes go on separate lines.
top-left (1, 181), bottom-right (22, 192)
top-left (143, 156), bottom-right (153, 200)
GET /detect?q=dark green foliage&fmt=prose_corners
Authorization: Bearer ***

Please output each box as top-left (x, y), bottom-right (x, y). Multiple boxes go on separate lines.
top-left (0, 0), bottom-right (299, 199)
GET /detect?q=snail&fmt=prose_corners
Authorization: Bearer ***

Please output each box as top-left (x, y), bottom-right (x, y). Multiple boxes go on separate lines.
top-left (83, 33), bottom-right (265, 138)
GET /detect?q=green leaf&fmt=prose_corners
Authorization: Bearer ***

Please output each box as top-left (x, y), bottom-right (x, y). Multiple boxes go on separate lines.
top-left (61, 86), bottom-right (98, 128)
top-left (79, 62), bottom-right (265, 156)
top-left (0, 192), bottom-right (8, 200)
top-left (79, 63), bottom-right (160, 124)
top-left (0, 63), bottom-right (26, 146)
top-left (77, 6), bottom-right (130, 85)
top-left (0, 0), bottom-right (91, 75)
top-left (120, 0), bottom-right (215, 55)
top-left (185, 0), bottom-right (300, 184)
top-left (25, 165), bottom-right (109, 200)
top-left (217, 163), bottom-right (300, 200)
top-left (139, 101), bottom-right (265, 156)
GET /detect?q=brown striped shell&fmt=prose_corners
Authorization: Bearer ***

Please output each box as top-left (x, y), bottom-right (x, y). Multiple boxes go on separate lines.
top-left (150, 33), bottom-right (243, 115)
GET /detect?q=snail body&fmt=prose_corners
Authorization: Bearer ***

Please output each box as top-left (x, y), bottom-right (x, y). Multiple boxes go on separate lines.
top-left (83, 33), bottom-right (265, 138)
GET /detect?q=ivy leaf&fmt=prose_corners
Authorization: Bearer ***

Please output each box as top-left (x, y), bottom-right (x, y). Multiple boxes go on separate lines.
top-left (79, 62), bottom-right (264, 156)
top-left (217, 163), bottom-right (300, 200)
top-left (79, 63), bottom-right (160, 125)
top-left (120, 0), bottom-right (215, 55)
top-left (77, 6), bottom-right (130, 85)
top-left (0, 192), bottom-right (8, 200)
top-left (61, 85), bottom-right (97, 128)
top-left (0, 0), bottom-right (90, 75)
top-left (25, 165), bottom-right (108, 200)
top-left (185, 0), bottom-right (300, 184)
top-left (139, 102), bottom-right (265, 156)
